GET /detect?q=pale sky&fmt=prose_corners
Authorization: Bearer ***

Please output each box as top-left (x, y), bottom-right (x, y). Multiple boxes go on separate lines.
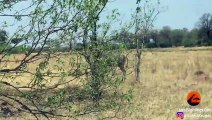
top-left (103, 0), bottom-right (212, 30)
top-left (1, 0), bottom-right (212, 35)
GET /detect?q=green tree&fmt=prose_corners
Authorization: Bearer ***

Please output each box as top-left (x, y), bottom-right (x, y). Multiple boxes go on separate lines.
top-left (158, 26), bottom-right (172, 47)
top-left (197, 13), bottom-right (212, 45)
top-left (147, 30), bottom-right (159, 48)
top-left (0, 0), bottom-right (132, 119)
top-left (11, 38), bottom-right (23, 44)
top-left (115, 29), bottom-right (136, 49)
top-left (171, 29), bottom-right (184, 47)
top-left (0, 30), bottom-right (7, 44)
top-left (182, 28), bottom-right (199, 47)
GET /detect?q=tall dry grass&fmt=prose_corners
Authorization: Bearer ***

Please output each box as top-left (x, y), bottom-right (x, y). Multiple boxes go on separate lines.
top-left (0, 47), bottom-right (212, 120)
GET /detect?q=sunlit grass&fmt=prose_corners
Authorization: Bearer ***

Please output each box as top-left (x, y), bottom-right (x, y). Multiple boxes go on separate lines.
top-left (0, 47), bottom-right (212, 119)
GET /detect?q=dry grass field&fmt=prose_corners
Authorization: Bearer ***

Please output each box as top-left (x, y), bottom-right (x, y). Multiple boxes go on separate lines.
top-left (0, 47), bottom-right (212, 120)
top-left (127, 47), bottom-right (212, 120)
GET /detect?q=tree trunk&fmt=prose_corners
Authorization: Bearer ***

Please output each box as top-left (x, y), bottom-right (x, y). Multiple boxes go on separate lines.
top-left (89, 17), bottom-right (102, 103)
top-left (135, 36), bottom-right (144, 81)
top-left (135, 50), bottom-right (142, 81)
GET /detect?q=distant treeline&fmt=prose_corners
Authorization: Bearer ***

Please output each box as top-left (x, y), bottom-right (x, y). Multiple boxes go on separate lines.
top-left (0, 13), bottom-right (212, 53)
top-left (114, 26), bottom-right (212, 49)
top-left (115, 13), bottom-right (212, 48)
top-left (76, 13), bottom-right (212, 49)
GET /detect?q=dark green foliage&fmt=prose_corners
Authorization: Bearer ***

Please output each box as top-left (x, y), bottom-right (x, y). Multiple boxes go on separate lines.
top-left (197, 13), bottom-right (212, 46)
top-left (11, 38), bottom-right (23, 44)
top-left (113, 25), bottom-right (211, 48)
top-left (0, 43), bottom-right (8, 51)
top-left (0, 30), bottom-right (8, 44)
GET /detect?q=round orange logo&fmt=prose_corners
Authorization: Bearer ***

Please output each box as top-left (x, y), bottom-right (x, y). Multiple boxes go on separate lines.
top-left (186, 91), bottom-right (201, 106)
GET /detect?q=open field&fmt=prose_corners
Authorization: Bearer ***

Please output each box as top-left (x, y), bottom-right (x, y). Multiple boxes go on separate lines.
top-left (0, 47), bottom-right (212, 120)
top-left (128, 48), bottom-right (212, 120)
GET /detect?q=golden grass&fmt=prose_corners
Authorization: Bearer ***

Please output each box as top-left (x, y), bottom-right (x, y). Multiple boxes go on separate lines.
top-left (0, 47), bottom-right (212, 120)
top-left (125, 48), bottom-right (212, 120)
